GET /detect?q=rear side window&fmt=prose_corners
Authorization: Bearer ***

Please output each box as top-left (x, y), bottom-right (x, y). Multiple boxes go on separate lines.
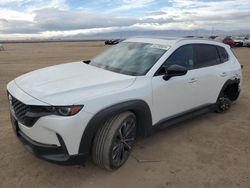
top-left (217, 46), bottom-right (229, 63)
top-left (194, 44), bottom-right (220, 68)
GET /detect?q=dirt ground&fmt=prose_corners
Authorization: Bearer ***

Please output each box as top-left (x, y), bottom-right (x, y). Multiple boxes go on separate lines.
top-left (0, 42), bottom-right (249, 188)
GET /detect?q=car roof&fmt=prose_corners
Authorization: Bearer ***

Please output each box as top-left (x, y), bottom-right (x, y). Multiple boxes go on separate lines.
top-left (124, 37), bottom-right (228, 48)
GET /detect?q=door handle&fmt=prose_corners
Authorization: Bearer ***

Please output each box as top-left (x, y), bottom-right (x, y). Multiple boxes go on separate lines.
top-left (188, 77), bottom-right (197, 83)
top-left (220, 72), bottom-right (228, 77)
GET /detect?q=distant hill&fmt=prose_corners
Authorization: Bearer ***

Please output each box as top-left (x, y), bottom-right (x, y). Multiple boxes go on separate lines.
top-left (1, 29), bottom-right (249, 42)
top-left (64, 29), bottom-right (250, 40)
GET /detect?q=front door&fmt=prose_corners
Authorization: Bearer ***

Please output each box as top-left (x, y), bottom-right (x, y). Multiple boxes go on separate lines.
top-left (151, 44), bottom-right (200, 124)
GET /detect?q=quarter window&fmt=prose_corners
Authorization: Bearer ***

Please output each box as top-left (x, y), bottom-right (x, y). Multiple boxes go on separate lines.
top-left (217, 46), bottom-right (229, 63)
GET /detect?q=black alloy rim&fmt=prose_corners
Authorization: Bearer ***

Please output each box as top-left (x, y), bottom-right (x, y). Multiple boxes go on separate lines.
top-left (111, 116), bottom-right (136, 167)
top-left (218, 97), bottom-right (230, 112)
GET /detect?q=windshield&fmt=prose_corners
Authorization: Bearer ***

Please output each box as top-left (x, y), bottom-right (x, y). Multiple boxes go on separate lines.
top-left (90, 42), bottom-right (168, 76)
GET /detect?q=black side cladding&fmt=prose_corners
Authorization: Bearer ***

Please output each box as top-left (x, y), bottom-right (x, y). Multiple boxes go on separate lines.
top-left (217, 78), bottom-right (241, 102)
top-left (78, 100), bottom-right (152, 155)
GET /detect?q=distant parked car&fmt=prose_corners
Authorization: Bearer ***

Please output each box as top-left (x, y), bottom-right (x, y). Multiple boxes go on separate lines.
top-left (233, 37), bottom-right (244, 47)
top-left (214, 36), bottom-right (224, 42)
top-left (185, 36), bottom-right (195, 38)
top-left (105, 39), bottom-right (123, 45)
top-left (104, 40), bottom-right (112, 45)
top-left (242, 37), bottom-right (250, 47)
top-left (223, 37), bottom-right (235, 47)
top-left (0, 44), bottom-right (4, 51)
top-left (209, 36), bottom-right (218, 40)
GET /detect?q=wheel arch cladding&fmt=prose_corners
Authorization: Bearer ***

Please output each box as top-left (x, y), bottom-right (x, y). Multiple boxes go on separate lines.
top-left (78, 100), bottom-right (152, 155)
top-left (217, 78), bottom-right (240, 101)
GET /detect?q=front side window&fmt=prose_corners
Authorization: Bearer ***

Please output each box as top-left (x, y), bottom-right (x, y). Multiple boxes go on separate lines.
top-left (90, 42), bottom-right (168, 76)
top-left (162, 45), bottom-right (195, 70)
top-left (194, 44), bottom-right (220, 68)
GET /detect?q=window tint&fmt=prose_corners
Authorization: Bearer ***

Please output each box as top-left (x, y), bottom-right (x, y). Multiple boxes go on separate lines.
top-left (195, 44), bottom-right (220, 68)
top-left (162, 45), bottom-right (195, 70)
top-left (217, 46), bottom-right (229, 63)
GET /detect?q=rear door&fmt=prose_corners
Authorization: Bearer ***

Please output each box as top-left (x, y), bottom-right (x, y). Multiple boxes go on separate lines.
top-left (191, 44), bottom-right (232, 105)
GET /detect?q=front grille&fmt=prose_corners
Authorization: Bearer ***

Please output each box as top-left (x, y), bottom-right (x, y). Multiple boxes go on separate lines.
top-left (8, 94), bottom-right (39, 127)
top-left (11, 96), bottom-right (30, 124)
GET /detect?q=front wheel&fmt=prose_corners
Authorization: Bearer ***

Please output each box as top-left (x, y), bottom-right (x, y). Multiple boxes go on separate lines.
top-left (92, 112), bottom-right (137, 170)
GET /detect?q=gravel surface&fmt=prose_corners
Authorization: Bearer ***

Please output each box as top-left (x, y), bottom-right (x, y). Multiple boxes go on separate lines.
top-left (0, 42), bottom-right (249, 188)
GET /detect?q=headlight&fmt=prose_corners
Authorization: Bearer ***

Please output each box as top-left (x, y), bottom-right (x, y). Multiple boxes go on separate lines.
top-left (45, 105), bottom-right (84, 116)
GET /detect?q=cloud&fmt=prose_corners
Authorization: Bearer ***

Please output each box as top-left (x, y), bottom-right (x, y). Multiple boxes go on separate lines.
top-left (0, 0), bottom-right (68, 11)
top-left (25, 0), bottom-right (68, 11)
top-left (0, 8), bottom-right (34, 20)
top-left (146, 11), bottom-right (166, 16)
top-left (0, 7), bottom-right (182, 36)
top-left (34, 8), bottom-right (137, 30)
top-left (114, 0), bottom-right (155, 10)
top-left (0, 8), bottom-right (140, 34)
top-left (0, 18), bottom-right (39, 33)
top-left (145, 0), bottom-right (250, 30)
top-left (0, 0), bottom-right (25, 3)
top-left (0, 0), bottom-right (250, 39)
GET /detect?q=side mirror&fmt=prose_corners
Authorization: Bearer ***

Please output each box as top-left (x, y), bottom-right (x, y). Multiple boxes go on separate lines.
top-left (163, 64), bottom-right (187, 81)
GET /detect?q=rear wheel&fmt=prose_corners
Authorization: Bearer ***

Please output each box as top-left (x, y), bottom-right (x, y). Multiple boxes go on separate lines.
top-left (92, 111), bottom-right (136, 170)
top-left (216, 95), bottom-right (231, 113)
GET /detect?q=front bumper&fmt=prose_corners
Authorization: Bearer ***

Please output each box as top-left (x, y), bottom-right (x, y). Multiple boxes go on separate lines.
top-left (10, 114), bottom-right (87, 165)
top-left (7, 80), bottom-right (94, 165)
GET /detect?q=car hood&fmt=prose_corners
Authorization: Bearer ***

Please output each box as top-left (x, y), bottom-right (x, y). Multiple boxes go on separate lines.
top-left (14, 62), bottom-right (136, 105)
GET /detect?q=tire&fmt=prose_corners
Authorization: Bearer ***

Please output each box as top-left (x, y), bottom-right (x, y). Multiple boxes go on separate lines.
top-left (215, 95), bottom-right (231, 113)
top-left (92, 111), bottom-right (137, 170)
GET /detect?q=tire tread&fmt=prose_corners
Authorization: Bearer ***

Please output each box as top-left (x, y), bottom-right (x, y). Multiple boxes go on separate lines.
top-left (92, 111), bottom-right (135, 170)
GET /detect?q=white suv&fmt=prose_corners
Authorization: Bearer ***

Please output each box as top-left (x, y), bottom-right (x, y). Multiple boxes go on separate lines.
top-left (7, 38), bottom-right (242, 170)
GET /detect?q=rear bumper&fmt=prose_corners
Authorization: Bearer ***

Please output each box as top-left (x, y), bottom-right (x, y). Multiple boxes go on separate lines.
top-left (11, 114), bottom-right (88, 165)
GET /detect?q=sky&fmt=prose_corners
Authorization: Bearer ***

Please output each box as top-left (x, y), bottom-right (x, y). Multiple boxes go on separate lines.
top-left (0, 0), bottom-right (250, 39)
